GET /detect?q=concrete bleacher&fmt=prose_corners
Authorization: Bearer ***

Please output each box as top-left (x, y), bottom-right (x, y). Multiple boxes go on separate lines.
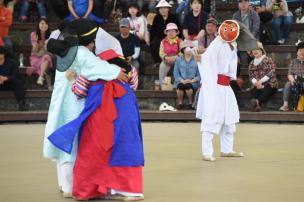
top-left (1, 2), bottom-right (304, 123)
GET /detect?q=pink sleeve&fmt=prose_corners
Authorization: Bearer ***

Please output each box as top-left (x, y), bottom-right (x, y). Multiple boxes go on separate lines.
top-left (30, 32), bottom-right (38, 45)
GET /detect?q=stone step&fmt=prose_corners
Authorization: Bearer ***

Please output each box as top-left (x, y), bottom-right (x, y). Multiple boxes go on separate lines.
top-left (0, 110), bottom-right (303, 123)
top-left (0, 89), bottom-right (287, 111)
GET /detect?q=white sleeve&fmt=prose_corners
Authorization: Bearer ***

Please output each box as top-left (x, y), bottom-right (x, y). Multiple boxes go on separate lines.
top-left (76, 47), bottom-right (120, 81)
top-left (251, 78), bottom-right (257, 84)
top-left (260, 76), bottom-right (270, 83)
top-left (132, 47), bottom-right (141, 59)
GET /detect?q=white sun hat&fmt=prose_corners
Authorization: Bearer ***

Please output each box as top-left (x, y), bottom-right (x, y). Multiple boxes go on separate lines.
top-left (156, 0), bottom-right (172, 8)
top-left (159, 102), bottom-right (177, 111)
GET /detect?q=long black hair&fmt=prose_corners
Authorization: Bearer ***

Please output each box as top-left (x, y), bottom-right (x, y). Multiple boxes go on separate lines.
top-left (35, 18), bottom-right (51, 41)
top-left (127, 3), bottom-right (142, 17)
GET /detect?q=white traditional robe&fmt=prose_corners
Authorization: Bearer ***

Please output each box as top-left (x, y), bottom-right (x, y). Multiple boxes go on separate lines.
top-left (196, 36), bottom-right (240, 134)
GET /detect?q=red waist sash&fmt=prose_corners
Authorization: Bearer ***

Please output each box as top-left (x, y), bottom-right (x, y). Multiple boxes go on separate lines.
top-left (217, 74), bottom-right (231, 86)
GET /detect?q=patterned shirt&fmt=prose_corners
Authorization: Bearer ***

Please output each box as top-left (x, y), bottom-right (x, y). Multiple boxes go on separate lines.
top-left (288, 58), bottom-right (304, 78)
top-left (248, 56), bottom-right (278, 88)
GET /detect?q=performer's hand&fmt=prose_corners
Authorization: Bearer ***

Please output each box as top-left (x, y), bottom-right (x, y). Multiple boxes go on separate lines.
top-left (66, 69), bottom-right (77, 81)
top-left (116, 69), bottom-right (129, 83)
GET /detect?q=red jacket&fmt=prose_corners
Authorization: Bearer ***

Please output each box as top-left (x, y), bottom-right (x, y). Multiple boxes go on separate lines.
top-left (0, 6), bottom-right (13, 38)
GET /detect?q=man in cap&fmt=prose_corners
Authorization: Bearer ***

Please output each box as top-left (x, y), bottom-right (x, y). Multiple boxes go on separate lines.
top-left (196, 20), bottom-right (244, 162)
top-left (116, 18), bottom-right (141, 71)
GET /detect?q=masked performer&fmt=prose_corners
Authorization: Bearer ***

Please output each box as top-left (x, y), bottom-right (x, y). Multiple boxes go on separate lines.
top-left (196, 20), bottom-right (253, 162)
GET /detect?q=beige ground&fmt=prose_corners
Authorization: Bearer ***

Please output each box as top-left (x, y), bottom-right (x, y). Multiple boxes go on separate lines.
top-left (0, 123), bottom-right (303, 202)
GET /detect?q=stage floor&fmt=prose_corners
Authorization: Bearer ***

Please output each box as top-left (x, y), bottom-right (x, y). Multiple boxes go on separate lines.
top-left (0, 123), bottom-right (303, 202)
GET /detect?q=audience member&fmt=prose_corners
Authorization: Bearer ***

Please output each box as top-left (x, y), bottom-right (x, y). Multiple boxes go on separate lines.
top-left (150, 0), bottom-right (181, 65)
top-left (20, 0), bottom-right (47, 21)
top-left (127, 3), bottom-right (150, 45)
top-left (279, 42), bottom-right (304, 111)
top-left (0, 0), bottom-right (13, 50)
top-left (66, 0), bottom-right (104, 24)
top-left (27, 18), bottom-right (53, 90)
top-left (197, 18), bottom-right (217, 54)
top-left (266, 0), bottom-right (293, 44)
top-left (232, 0), bottom-right (260, 39)
top-left (249, 42), bottom-right (278, 111)
top-left (173, 46), bottom-right (200, 109)
top-left (116, 18), bottom-right (141, 71)
top-left (0, 46), bottom-right (26, 111)
top-left (182, 0), bottom-right (209, 41)
top-left (159, 22), bottom-right (182, 85)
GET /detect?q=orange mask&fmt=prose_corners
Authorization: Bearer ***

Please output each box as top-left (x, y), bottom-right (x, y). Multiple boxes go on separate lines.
top-left (218, 20), bottom-right (240, 43)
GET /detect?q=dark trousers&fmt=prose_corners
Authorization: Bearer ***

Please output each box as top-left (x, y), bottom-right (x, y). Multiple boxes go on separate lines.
top-left (150, 37), bottom-right (161, 63)
top-left (230, 80), bottom-right (240, 105)
top-left (251, 85), bottom-right (277, 105)
top-left (0, 78), bottom-right (26, 104)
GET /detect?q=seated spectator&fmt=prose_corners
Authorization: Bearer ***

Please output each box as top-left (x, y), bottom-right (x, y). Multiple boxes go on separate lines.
top-left (127, 3), bottom-right (150, 45)
top-left (20, 0), bottom-right (47, 22)
top-left (27, 18), bottom-right (53, 90)
top-left (66, 0), bottom-right (104, 24)
top-left (0, 46), bottom-right (26, 111)
top-left (50, 0), bottom-right (70, 19)
top-left (173, 46), bottom-right (200, 109)
top-left (249, 42), bottom-right (278, 111)
top-left (266, 0), bottom-right (293, 44)
top-left (159, 23), bottom-right (182, 85)
top-left (116, 18), bottom-right (141, 71)
top-left (0, 0), bottom-right (13, 50)
top-left (252, 0), bottom-right (273, 23)
top-left (4, 0), bottom-right (17, 13)
top-left (197, 18), bottom-right (217, 54)
top-left (182, 0), bottom-right (209, 41)
top-left (150, 0), bottom-right (181, 65)
top-left (232, 0), bottom-right (260, 39)
top-left (279, 41), bottom-right (304, 111)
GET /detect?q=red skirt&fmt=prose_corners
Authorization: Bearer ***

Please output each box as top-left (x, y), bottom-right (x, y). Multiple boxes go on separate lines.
top-left (72, 99), bottom-right (143, 200)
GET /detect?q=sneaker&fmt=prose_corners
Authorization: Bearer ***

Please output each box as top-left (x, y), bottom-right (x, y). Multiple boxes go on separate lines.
top-left (278, 39), bottom-right (286, 44)
top-left (221, 152), bottom-right (244, 157)
top-left (202, 155), bottom-right (216, 162)
top-left (37, 76), bottom-right (44, 85)
top-left (279, 105), bottom-right (289, 111)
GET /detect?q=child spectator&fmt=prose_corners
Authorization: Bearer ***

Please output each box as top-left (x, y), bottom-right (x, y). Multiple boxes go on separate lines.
top-left (279, 42), bottom-right (304, 111)
top-left (127, 3), bottom-right (150, 45)
top-left (182, 0), bottom-right (208, 41)
top-left (0, 46), bottom-right (26, 111)
top-left (0, 0), bottom-right (13, 50)
top-left (27, 18), bottom-right (53, 90)
top-left (20, 0), bottom-right (47, 21)
top-left (150, 0), bottom-right (181, 64)
top-left (159, 22), bottom-right (182, 86)
top-left (266, 0), bottom-right (293, 44)
top-left (249, 42), bottom-right (278, 111)
top-left (66, 0), bottom-right (104, 24)
top-left (174, 46), bottom-right (200, 109)
top-left (232, 0), bottom-right (260, 39)
top-left (116, 18), bottom-right (141, 71)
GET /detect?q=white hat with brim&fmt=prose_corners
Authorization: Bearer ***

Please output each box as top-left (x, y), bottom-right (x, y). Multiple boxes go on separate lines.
top-left (156, 0), bottom-right (172, 8)
top-left (159, 102), bottom-right (177, 111)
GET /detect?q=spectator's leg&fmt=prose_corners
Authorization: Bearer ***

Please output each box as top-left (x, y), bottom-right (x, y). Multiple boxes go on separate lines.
top-left (250, 86), bottom-right (261, 110)
top-left (132, 59), bottom-right (140, 72)
top-left (185, 83), bottom-right (194, 105)
top-left (20, 0), bottom-right (29, 20)
top-left (230, 80), bottom-right (240, 105)
top-left (37, 0), bottom-right (47, 18)
top-left (7, 78), bottom-right (26, 111)
top-left (148, 0), bottom-right (157, 12)
top-left (250, 86), bottom-right (260, 100)
top-left (272, 16), bottom-right (283, 42)
top-left (159, 61), bottom-right (170, 85)
top-left (176, 83), bottom-right (185, 106)
top-left (257, 85), bottom-right (277, 105)
top-left (3, 37), bottom-right (14, 59)
top-left (281, 15), bottom-right (293, 42)
top-left (150, 38), bottom-right (161, 63)
top-left (38, 59), bottom-right (51, 88)
top-left (280, 81), bottom-right (291, 110)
